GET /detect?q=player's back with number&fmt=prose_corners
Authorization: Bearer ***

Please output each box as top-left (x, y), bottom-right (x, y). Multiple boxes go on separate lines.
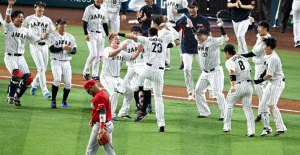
top-left (226, 55), bottom-right (251, 82)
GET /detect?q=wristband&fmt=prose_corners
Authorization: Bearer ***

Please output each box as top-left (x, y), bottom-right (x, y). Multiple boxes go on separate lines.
top-left (220, 27), bottom-right (226, 35)
top-left (6, 8), bottom-right (12, 16)
top-left (229, 75), bottom-right (236, 81)
top-left (118, 32), bottom-right (125, 37)
top-left (100, 122), bottom-right (105, 129)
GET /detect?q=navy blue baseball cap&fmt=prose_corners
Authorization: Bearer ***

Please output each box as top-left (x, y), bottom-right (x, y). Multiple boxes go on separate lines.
top-left (188, 0), bottom-right (198, 7)
top-left (34, 1), bottom-right (46, 7)
top-left (222, 44), bottom-right (236, 55)
top-left (56, 18), bottom-right (67, 25)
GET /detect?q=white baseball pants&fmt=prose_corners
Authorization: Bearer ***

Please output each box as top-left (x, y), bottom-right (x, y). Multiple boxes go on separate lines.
top-left (195, 66), bottom-right (226, 118)
top-left (83, 33), bottom-right (104, 77)
top-left (232, 19), bottom-right (250, 54)
top-left (100, 75), bottom-right (134, 117)
top-left (30, 44), bottom-right (50, 95)
top-left (293, 1), bottom-right (300, 42)
top-left (182, 53), bottom-right (201, 94)
top-left (51, 60), bottom-right (72, 89)
top-left (223, 81), bottom-right (255, 135)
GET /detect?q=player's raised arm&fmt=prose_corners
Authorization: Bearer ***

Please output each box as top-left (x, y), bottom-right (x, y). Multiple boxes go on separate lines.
top-left (129, 44), bottom-right (143, 60)
top-left (118, 32), bottom-right (138, 42)
top-left (5, 0), bottom-right (16, 23)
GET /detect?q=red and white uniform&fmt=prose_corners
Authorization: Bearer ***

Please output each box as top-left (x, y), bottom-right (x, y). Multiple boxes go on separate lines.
top-left (86, 90), bottom-right (115, 155)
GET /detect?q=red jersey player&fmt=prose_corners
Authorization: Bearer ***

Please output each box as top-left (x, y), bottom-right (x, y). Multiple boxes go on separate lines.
top-left (83, 80), bottom-right (116, 155)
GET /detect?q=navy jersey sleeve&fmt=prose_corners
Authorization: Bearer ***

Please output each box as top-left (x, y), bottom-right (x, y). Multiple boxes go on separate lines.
top-left (174, 16), bottom-right (187, 31)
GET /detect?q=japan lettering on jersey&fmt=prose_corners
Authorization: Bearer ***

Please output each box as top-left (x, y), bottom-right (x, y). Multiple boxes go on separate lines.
top-left (82, 4), bottom-right (108, 33)
top-left (225, 55), bottom-right (251, 83)
top-left (47, 32), bottom-right (77, 61)
top-left (252, 33), bottom-right (271, 64)
top-left (103, 0), bottom-right (128, 13)
top-left (166, 0), bottom-right (188, 22)
top-left (22, 15), bottom-right (55, 38)
top-left (101, 46), bottom-right (132, 76)
top-left (264, 52), bottom-right (285, 80)
top-left (4, 23), bottom-right (39, 54)
top-left (197, 36), bottom-right (227, 70)
top-left (122, 39), bottom-right (145, 66)
top-left (137, 35), bottom-right (172, 68)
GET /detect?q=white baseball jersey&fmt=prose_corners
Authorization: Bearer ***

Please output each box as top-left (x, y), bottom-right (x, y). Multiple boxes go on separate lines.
top-left (103, 0), bottom-right (128, 13)
top-left (264, 52), bottom-right (285, 81)
top-left (82, 4), bottom-right (108, 34)
top-left (252, 33), bottom-right (271, 64)
top-left (121, 39), bottom-right (145, 66)
top-left (166, 0), bottom-right (188, 22)
top-left (138, 30), bottom-right (173, 68)
top-left (47, 32), bottom-right (77, 61)
top-left (4, 22), bottom-right (39, 54)
top-left (101, 47), bottom-right (132, 76)
top-left (197, 36), bottom-right (227, 70)
top-left (22, 15), bottom-right (55, 40)
top-left (223, 54), bottom-right (255, 135)
top-left (225, 55), bottom-right (251, 83)
top-left (194, 36), bottom-right (227, 119)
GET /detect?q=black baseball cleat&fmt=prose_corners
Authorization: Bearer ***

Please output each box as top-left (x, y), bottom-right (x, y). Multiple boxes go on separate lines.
top-left (197, 115), bottom-right (207, 118)
top-left (274, 131), bottom-right (285, 137)
top-left (179, 61), bottom-right (184, 70)
top-left (134, 112), bottom-right (148, 122)
top-left (7, 97), bottom-right (14, 104)
top-left (255, 114), bottom-right (261, 122)
top-left (148, 104), bottom-right (154, 114)
top-left (14, 98), bottom-right (21, 106)
top-left (83, 74), bottom-right (90, 81)
top-left (218, 118), bottom-right (224, 121)
top-left (92, 76), bottom-right (100, 81)
top-left (261, 127), bottom-right (272, 136)
top-left (294, 41), bottom-right (300, 48)
top-left (246, 133), bottom-right (255, 137)
top-left (159, 126), bottom-right (165, 132)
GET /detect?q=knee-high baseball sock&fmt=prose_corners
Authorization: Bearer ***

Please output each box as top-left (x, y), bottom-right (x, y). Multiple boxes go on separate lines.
top-left (8, 80), bottom-right (19, 98)
top-left (15, 81), bottom-right (28, 99)
top-left (142, 90), bottom-right (151, 114)
top-left (134, 90), bottom-right (139, 106)
top-left (63, 88), bottom-right (70, 102)
top-left (52, 85), bottom-right (59, 101)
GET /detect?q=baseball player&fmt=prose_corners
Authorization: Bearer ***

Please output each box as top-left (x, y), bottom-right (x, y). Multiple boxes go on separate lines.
top-left (47, 18), bottom-right (77, 108)
top-left (100, 33), bottom-right (143, 120)
top-left (279, 0), bottom-right (293, 33)
top-left (222, 44), bottom-right (255, 137)
top-left (174, 0), bottom-right (211, 100)
top-left (83, 80), bottom-right (116, 155)
top-left (102, 0), bottom-right (128, 33)
top-left (241, 20), bottom-right (271, 122)
top-left (137, 0), bottom-right (161, 36)
top-left (193, 24), bottom-right (228, 120)
top-left (118, 25), bottom-right (174, 132)
top-left (254, 37), bottom-right (287, 137)
top-left (227, 0), bottom-right (255, 54)
top-left (4, 0), bottom-right (41, 106)
top-left (82, 0), bottom-right (109, 81)
top-left (22, 1), bottom-right (55, 99)
top-left (292, 0), bottom-right (300, 47)
top-left (121, 26), bottom-right (153, 114)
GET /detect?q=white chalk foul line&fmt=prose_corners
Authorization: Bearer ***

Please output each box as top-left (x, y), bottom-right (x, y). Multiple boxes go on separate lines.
top-left (1, 75), bottom-right (299, 114)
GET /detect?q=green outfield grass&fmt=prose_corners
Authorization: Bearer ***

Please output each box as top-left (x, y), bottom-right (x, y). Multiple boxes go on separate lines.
top-left (0, 25), bottom-right (300, 100)
top-left (0, 81), bottom-right (300, 155)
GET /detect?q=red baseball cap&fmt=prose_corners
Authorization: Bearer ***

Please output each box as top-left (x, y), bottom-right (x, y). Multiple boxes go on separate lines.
top-left (83, 80), bottom-right (97, 90)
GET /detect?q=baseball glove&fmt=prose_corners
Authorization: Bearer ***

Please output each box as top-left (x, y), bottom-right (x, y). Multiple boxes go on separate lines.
top-left (97, 129), bottom-right (110, 145)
